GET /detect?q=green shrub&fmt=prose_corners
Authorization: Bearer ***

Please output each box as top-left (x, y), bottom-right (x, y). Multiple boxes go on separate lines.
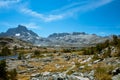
top-left (18, 53), bottom-right (24, 60)
top-left (62, 49), bottom-right (72, 53)
top-left (0, 47), bottom-right (11, 56)
top-left (34, 50), bottom-right (40, 56)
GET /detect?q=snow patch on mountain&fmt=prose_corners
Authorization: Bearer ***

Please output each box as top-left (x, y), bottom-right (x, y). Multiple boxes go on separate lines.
top-left (15, 33), bottom-right (20, 36)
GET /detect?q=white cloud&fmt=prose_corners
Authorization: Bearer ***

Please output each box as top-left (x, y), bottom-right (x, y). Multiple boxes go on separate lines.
top-left (0, 0), bottom-right (112, 22)
top-left (21, 22), bottom-right (41, 29)
top-left (20, 8), bottom-right (63, 22)
top-left (20, 0), bottom-right (113, 22)
top-left (0, 0), bottom-right (20, 8)
top-left (60, 0), bottom-right (113, 16)
top-left (51, 1), bottom-right (88, 13)
top-left (0, 0), bottom-right (113, 22)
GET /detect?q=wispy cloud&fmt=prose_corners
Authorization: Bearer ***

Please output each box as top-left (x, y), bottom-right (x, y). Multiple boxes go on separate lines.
top-left (0, 0), bottom-right (113, 22)
top-left (59, 0), bottom-right (113, 17)
top-left (0, 0), bottom-right (20, 8)
top-left (0, 22), bottom-right (42, 30)
top-left (19, 0), bottom-right (113, 22)
top-left (51, 1), bottom-right (88, 13)
top-left (21, 22), bottom-right (41, 29)
top-left (20, 8), bottom-right (63, 22)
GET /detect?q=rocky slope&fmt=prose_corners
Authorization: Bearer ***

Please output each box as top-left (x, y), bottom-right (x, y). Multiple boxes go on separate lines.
top-left (0, 37), bottom-right (32, 48)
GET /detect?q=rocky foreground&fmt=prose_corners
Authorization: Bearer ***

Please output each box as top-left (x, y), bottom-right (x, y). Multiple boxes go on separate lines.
top-left (6, 52), bottom-right (120, 80)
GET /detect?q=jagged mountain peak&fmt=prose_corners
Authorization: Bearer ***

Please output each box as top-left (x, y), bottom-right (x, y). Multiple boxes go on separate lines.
top-left (48, 33), bottom-right (70, 38)
top-left (6, 25), bottom-right (28, 35)
top-left (0, 25), bottom-right (41, 44)
top-left (1, 24), bottom-right (39, 37)
top-left (17, 25), bottom-right (27, 31)
top-left (48, 32), bottom-right (88, 38)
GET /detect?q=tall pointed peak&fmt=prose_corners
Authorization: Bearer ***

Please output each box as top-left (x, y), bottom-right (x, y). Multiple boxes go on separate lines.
top-left (17, 24), bottom-right (27, 30)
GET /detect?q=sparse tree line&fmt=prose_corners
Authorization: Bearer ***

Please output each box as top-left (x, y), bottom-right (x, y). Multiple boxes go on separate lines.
top-left (82, 35), bottom-right (120, 58)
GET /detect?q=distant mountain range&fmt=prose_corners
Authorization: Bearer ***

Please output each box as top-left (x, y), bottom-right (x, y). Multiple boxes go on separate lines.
top-left (0, 25), bottom-right (110, 47)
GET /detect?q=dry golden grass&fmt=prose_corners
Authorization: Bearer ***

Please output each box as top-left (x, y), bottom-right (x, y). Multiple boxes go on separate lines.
top-left (93, 63), bottom-right (114, 80)
top-left (16, 52), bottom-right (99, 80)
top-left (17, 74), bottom-right (30, 80)
top-left (95, 66), bottom-right (112, 80)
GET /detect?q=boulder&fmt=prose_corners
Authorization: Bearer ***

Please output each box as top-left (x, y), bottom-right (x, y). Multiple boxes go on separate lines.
top-left (31, 73), bottom-right (41, 77)
top-left (79, 66), bottom-right (85, 70)
top-left (112, 67), bottom-right (120, 75)
top-left (93, 59), bottom-right (102, 64)
top-left (112, 73), bottom-right (120, 80)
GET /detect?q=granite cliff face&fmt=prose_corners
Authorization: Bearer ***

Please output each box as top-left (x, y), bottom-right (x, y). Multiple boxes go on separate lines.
top-left (47, 32), bottom-right (109, 47)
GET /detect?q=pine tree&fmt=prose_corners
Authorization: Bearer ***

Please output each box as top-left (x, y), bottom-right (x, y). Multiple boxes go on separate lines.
top-left (112, 35), bottom-right (118, 46)
top-left (0, 60), bottom-right (8, 80)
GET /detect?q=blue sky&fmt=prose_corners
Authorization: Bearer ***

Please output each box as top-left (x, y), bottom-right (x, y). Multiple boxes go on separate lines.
top-left (0, 0), bottom-right (120, 37)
